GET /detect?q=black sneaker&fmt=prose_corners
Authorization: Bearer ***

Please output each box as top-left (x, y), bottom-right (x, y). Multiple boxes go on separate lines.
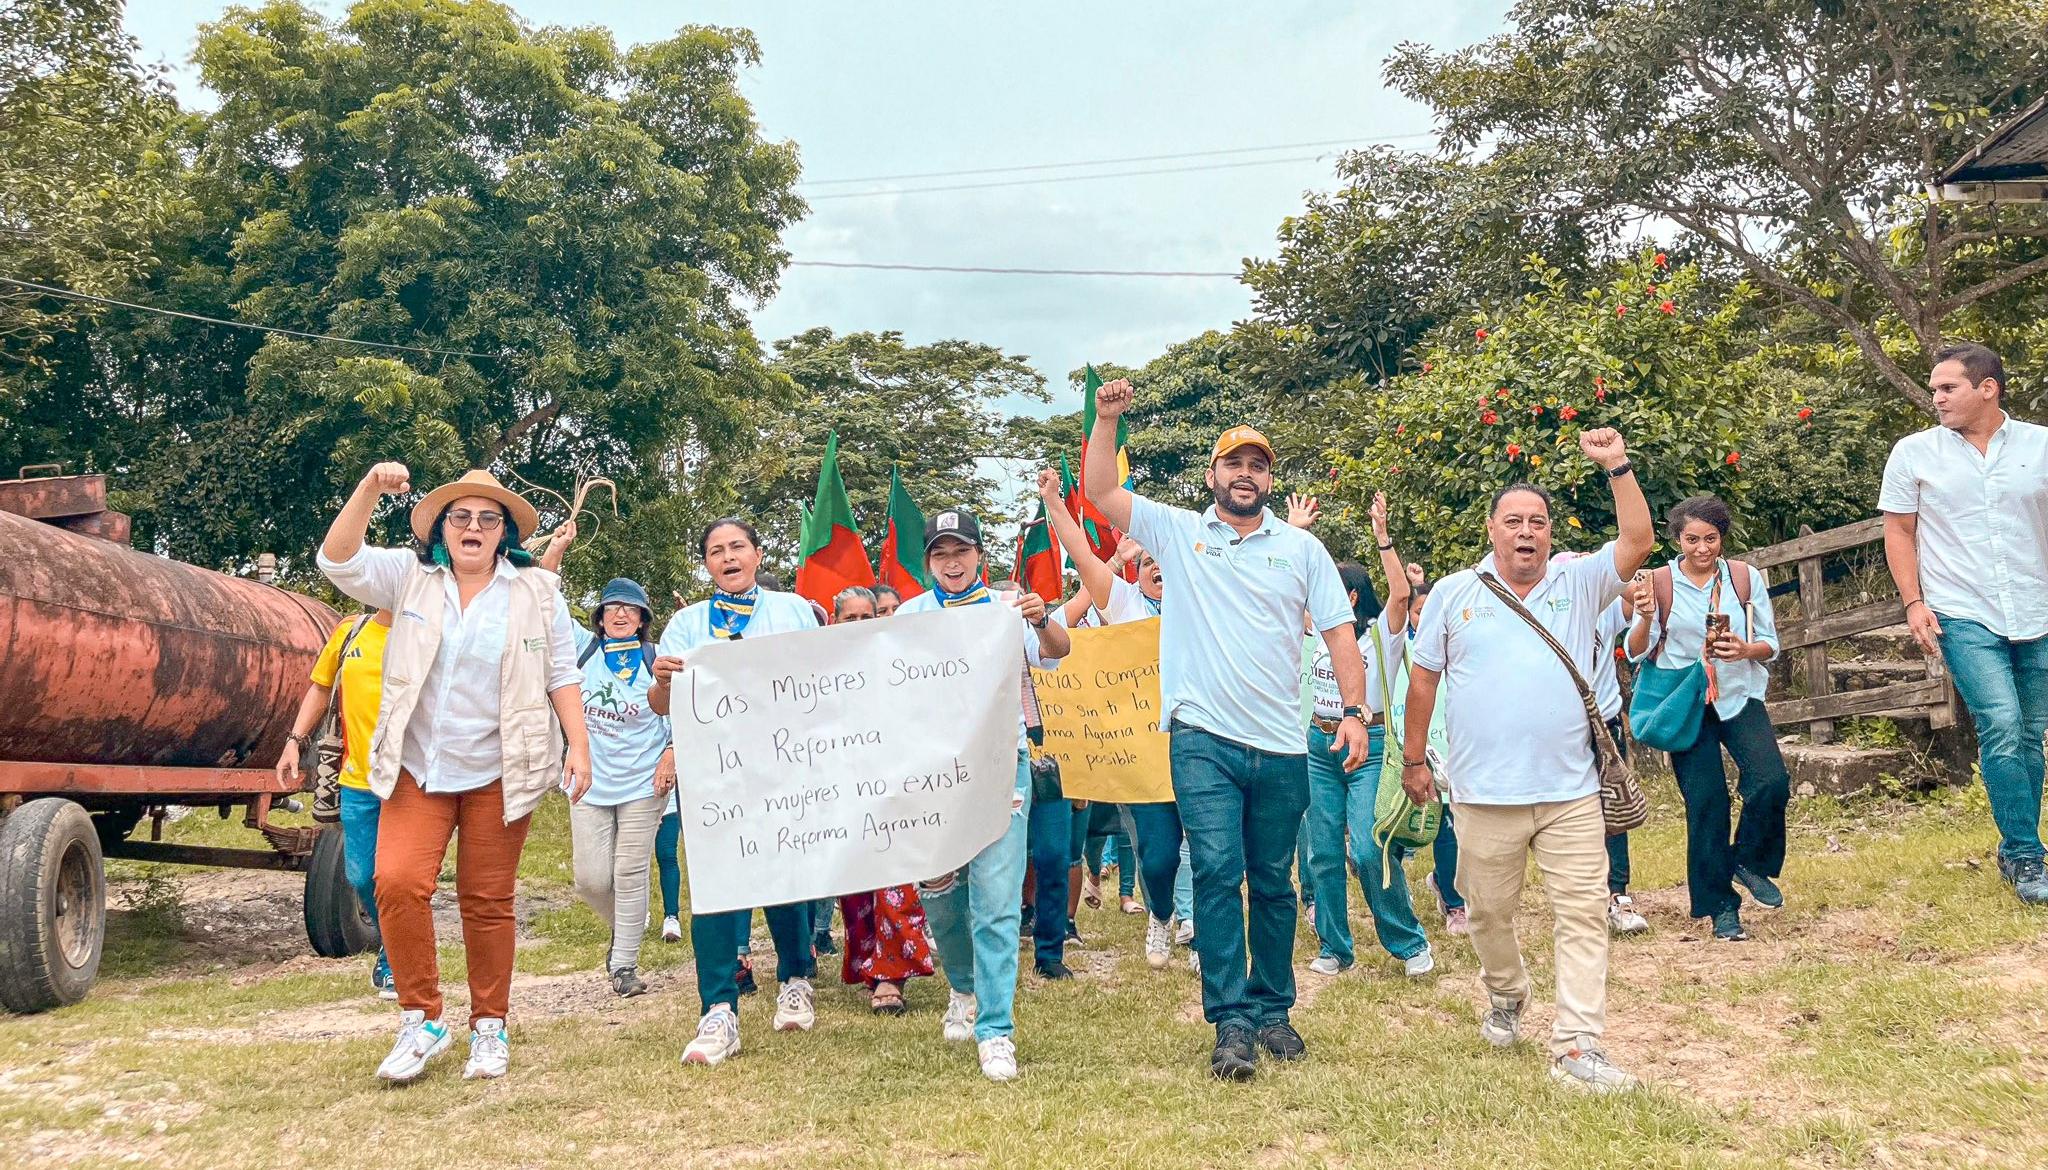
top-left (609, 967), bottom-right (647, 998)
top-left (1732, 866), bottom-right (1784, 908)
top-left (812, 929), bottom-right (838, 956)
top-left (1019, 903), bottom-right (1036, 940)
top-left (735, 958), bottom-right (758, 996)
top-left (1035, 959), bottom-right (1075, 981)
top-left (1711, 907), bottom-right (1748, 941)
top-left (1999, 856), bottom-right (2048, 905)
top-left (1256, 1020), bottom-right (1307, 1062)
top-left (1210, 1023), bottom-right (1258, 1081)
top-left (1064, 920), bottom-right (1082, 944)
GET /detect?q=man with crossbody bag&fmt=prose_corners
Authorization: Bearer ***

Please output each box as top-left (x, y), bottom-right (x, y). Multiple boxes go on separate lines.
top-left (1402, 427), bottom-right (1653, 1093)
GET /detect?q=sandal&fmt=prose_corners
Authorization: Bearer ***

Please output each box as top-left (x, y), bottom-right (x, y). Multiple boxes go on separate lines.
top-left (870, 981), bottom-right (906, 1016)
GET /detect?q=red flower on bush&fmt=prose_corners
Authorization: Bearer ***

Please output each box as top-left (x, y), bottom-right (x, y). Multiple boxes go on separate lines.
top-left (1481, 410), bottom-right (1499, 426)
top-left (1659, 300), bottom-right (1675, 314)
top-left (1646, 284), bottom-right (1658, 295)
top-left (1797, 407), bottom-right (1813, 422)
top-left (1496, 388), bottom-right (1511, 399)
top-left (1560, 405), bottom-right (1579, 421)
top-left (1616, 304), bottom-right (1628, 317)
top-left (1328, 467), bottom-right (1340, 480)
top-left (1531, 405), bottom-right (1543, 416)
top-left (1421, 361), bottom-right (1433, 373)
top-left (1506, 443), bottom-right (1523, 459)
top-left (1654, 251), bottom-right (1668, 267)
top-left (1725, 450), bottom-right (1741, 466)
top-left (1475, 328), bottom-right (1488, 342)
top-left (1595, 389), bottom-right (1608, 401)
top-left (1395, 423), bottom-right (1406, 435)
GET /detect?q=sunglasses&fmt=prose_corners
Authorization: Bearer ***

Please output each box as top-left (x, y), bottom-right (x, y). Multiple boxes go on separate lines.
top-left (444, 509), bottom-right (505, 531)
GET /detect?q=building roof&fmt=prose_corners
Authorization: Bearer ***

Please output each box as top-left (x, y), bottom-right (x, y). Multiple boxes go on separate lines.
top-left (1942, 96), bottom-right (2048, 186)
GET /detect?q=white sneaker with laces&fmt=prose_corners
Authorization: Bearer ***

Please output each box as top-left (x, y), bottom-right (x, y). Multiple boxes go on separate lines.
top-left (1607, 894), bottom-right (1650, 935)
top-left (661, 915), bottom-right (683, 944)
top-left (977, 1035), bottom-right (1019, 1082)
top-left (1551, 1046), bottom-right (1641, 1093)
top-left (941, 990), bottom-right (977, 1042)
top-left (1187, 949), bottom-right (1201, 976)
top-left (773, 977), bottom-right (816, 1032)
top-left (683, 1006), bottom-right (741, 1066)
top-left (1307, 954), bottom-right (1348, 976)
top-left (463, 1018), bottom-right (509, 1080)
top-left (1144, 917), bottom-right (1172, 970)
top-left (1174, 918), bottom-right (1195, 946)
top-left (376, 1009), bottom-right (452, 1082)
top-left (1404, 947), bottom-right (1436, 978)
top-left (1480, 994), bottom-right (1524, 1048)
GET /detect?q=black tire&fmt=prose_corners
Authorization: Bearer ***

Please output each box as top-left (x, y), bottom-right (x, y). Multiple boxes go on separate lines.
top-left (303, 826), bottom-right (377, 958)
top-left (0, 798), bottom-right (106, 1014)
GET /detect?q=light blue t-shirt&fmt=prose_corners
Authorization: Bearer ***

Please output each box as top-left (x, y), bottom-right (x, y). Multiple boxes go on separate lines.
top-left (1125, 495), bottom-right (1353, 755)
top-left (656, 588), bottom-right (820, 655)
top-left (1627, 559), bottom-right (1780, 721)
top-left (574, 628), bottom-right (670, 807)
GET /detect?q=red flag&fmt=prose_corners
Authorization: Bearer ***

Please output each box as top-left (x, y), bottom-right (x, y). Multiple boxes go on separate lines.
top-left (794, 433), bottom-right (876, 610)
top-left (875, 467), bottom-right (929, 598)
top-left (1012, 499), bottom-right (1063, 603)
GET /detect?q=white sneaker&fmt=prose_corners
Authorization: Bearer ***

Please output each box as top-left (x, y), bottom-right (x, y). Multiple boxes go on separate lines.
top-left (1187, 949), bottom-right (1201, 976)
top-left (661, 915), bottom-right (682, 944)
top-left (1403, 947), bottom-right (1436, 978)
top-left (463, 1018), bottom-right (509, 1080)
top-left (683, 1006), bottom-right (741, 1066)
top-left (1173, 918), bottom-right (1195, 946)
top-left (1607, 894), bottom-right (1649, 935)
top-left (1145, 917), bottom-right (1172, 970)
top-left (977, 1035), bottom-right (1019, 1082)
top-left (375, 1009), bottom-right (453, 1082)
top-left (773, 977), bottom-right (816, 1032)
top-left (941, 991), bottom-right (977, 1043)
top-left (1551, 1046), bottom-right (1641, 1093)
top-left (1307, 954), bottom-right (1349, 976)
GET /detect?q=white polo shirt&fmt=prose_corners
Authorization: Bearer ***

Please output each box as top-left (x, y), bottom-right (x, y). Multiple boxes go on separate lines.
top-left (1878, 416), bottom-right (2048, 641)
top-left (1412, 543), bottom-right (1628, 805)
top-left (1125, 494), bottom-right (1352, 755)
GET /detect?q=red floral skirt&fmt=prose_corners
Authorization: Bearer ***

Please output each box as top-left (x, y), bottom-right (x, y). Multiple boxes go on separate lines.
top-left (839, 884), bottom-right (934, 987)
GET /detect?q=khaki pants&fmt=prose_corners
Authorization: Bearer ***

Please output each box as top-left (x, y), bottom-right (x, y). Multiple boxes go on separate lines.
top-left (1451, 794), bottom-right (1609, 1056)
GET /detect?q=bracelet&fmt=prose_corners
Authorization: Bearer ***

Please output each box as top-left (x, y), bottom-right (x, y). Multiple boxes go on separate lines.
top-left (1606, 460), bottom-right (1635, 480)
top-left (1904, 598), bottom-right (1926, 612)
top-left (1377, 541), bottom-right (1395, 551)
top-left (1402, 758), bottom-right (1427, 768)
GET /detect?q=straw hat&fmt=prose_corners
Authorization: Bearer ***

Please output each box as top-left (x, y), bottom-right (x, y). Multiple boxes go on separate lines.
top-left (409, 469), bottom-right (541, 546)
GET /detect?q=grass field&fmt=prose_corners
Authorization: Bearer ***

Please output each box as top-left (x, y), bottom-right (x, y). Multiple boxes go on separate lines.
top-left (3, 776), bottom-right (2046, 1170)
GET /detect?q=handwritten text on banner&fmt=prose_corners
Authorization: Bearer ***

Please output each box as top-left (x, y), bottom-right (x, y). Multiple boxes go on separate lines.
top-left (1030, 617), bottom-right (1171, 803)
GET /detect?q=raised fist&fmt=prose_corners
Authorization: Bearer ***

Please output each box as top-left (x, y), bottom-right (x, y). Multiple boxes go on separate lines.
top-left (1093, 377), bottom-right (1134, 421)
top-left (1037, 467), bottom-right (1062, 499)
top-left (1578, 427), bottom-right (1629, 470)
top-left (362, 461), bottom-right (412, 495)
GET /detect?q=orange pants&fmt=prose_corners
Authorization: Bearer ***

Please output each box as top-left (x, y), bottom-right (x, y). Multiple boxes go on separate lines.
top-left (374, 773), bottom-right (532, 1023)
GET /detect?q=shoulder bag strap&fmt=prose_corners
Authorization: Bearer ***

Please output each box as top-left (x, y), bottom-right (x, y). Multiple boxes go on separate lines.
top-left (1477, 572), bottom-right (1605, 735)
top-left (1649, 566), bottom-right (1674, 665)
top-left (577, 637), bottom-right (600, 668)
top-left (327, 615), bottom-right (372, 725)
top-left (1727, 559), bottom-right (1756, 639)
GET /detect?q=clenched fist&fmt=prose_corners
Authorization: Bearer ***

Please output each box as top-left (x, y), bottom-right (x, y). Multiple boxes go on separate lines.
top-left (1578, 427), bottom-right (1629, 470)
top-left (1093, 377), bottom-right (1134, 420)
top-left (361, 461), bottom-right (412, 495)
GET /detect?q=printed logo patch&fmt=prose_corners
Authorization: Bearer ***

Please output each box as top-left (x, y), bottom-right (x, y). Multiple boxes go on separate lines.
top-left (1265, 556), bottom-right (1292, 571)
top-left (522, 636), bottom-right (545, 652)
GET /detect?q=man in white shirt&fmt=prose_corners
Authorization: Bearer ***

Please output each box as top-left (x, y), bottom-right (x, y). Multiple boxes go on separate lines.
top-left (1402, 427), bottom-right (1653, 1093)
top-left (1881, 342), bottom-right (2048, 904)
top-left (1084, 378), bottom-right (1368, 1082)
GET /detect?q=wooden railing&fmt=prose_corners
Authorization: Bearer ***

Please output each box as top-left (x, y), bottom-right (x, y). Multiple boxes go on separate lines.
top-left (1744, 517), bottom-right (1957, 744)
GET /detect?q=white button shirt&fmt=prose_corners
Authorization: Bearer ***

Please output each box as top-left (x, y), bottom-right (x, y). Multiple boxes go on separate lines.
top-left (656, 589), bottom-right (820, 655)
top-left (1125, 495), bottom-right (1353, 755)
top-left (317, 546), bottom-right (581, 794)
top-left (1411, 544), bottom-right (1628, 805)
top-left (1627, 560), bottom-right (1780, 721)
top-left (1879, 416), bottom-right (2048, 641)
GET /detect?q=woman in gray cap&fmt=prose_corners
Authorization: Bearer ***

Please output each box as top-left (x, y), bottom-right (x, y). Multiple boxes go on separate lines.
top-left (568, 576), bottom-right (675, 998)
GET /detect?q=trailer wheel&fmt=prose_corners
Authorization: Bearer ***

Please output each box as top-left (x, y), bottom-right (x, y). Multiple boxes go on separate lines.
top-left (0, 798), bottom-right (106, 1013)
top-left (304, 827), bottom-right (377, 958)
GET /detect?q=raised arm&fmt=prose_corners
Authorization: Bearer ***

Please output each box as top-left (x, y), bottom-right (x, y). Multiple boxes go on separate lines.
top-left (1082, 377), bottom-right (1136, 531)
top-left (1369, 492), bottom-right (1411, 633)
top-left (1038, 467), bottom-right (1119, 614)
top-left (324, 461), bottom-right (411, 564)
top-left (537, 520), bottom-right (576, 574)
top-left (1580, 428), bottom-right (1653, 577)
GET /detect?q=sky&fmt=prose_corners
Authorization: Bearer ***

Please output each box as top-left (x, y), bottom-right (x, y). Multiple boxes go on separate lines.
top-left (125, 1), bottom-right (1510, 512)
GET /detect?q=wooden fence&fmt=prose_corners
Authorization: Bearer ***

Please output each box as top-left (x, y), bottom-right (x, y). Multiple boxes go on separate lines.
top-left (1743, 516), bottom-right (1958, 744)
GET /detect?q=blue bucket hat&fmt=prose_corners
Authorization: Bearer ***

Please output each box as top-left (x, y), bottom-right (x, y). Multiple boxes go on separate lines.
top-left (595, 577), bottom-right (653, 628)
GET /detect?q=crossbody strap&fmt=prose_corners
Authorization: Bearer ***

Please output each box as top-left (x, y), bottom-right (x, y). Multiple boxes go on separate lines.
top-left (326, 614), bottom-right (372, 726)
top-left (1477, 573), bottom-right (1604, 731)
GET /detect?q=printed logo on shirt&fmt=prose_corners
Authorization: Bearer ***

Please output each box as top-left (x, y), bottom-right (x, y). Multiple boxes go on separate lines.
top-left (1265, 556), bottom-right (1293, 571)
top-left (1194, 542), bottom-right (1224, 558)
top-left (522, 636), bottom-right (545, 653)
top-left (400, 609), bottom-right (426, 624)
top-left (1459, 605), bottom-right (1498, 624)
top-left (1544, 597), bottom-right (1574, 614)
top-left (590, 680), bottom-right (624, 713)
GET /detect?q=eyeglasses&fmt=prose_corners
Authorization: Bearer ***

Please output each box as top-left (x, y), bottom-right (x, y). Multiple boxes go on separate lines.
top-left (444, 509), bottom-right (505, 531)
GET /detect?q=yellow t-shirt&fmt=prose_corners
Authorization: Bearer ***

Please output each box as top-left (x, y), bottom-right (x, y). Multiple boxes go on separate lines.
top-left (309, 617), bottom-right (390, 791)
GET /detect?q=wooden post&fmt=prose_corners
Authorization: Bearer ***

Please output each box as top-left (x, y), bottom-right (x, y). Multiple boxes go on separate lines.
top-left (1796, 525), bottom-right (1834, 744)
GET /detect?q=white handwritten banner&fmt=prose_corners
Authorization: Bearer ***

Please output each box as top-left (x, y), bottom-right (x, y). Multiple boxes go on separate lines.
top-left (672, 603), bottom-right (1024, 914)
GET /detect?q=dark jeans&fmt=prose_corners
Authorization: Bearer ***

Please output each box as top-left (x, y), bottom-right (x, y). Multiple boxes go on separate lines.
top-left (1938, 616), bottom-right (2048, 865)
top-left (1670, 699), bottom-right (1791, 918)
top-left (1081, 804), bottom-right (1136, 897)
top-left (1170, 721), bottom-right (1310, 1030)
top-left (654, 809), bottom-right (681, 918)
top-left (1026, 793), bottom-right (1074, 965)
top-left (1432, 810), bottom-right (1466, 910)
top-left (1127, 801), bottom-right (1187, 923)
top-left (691, 902), bottom-right (813, 1014)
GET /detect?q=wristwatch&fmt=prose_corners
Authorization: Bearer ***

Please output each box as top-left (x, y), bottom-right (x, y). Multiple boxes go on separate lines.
top-left (1606, 460), bottom-right (1635, 480)
top-left (1341, 704), bottom-right (1366, 723)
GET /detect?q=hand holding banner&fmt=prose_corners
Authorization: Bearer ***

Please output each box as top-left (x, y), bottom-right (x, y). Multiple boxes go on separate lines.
top-left (1030, 617), bottom-right (1172, 803)
top-left (672, 604), bottom-right (1024, 914)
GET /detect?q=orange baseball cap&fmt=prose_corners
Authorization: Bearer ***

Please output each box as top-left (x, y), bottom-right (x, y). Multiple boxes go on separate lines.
top-left (1211, 425), bottom-right (1275, 464)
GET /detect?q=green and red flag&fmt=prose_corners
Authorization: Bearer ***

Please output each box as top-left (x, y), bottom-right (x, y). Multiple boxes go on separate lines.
top-left (876, 466), bottom-right (930, 597)
top-left (794, 432), bottom-right (876, 610)
top-left (1060, 451), bottom-right (1122, 570)
top-left (1012, 498), bottom-right (1064, 603)
top-left (1081, 363), bottom-right (1133, 490)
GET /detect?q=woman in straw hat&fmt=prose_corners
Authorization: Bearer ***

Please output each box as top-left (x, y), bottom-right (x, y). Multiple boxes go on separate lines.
top-left (318, 461), bottom-right (592, 1085)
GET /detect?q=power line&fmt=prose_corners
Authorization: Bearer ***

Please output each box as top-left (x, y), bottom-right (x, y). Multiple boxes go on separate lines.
top-left (790, 260), bottom-right (1239, 278)
top-left (800, 133), bottom-right (1434, 186)
top-left (805, 153), bottom-right (1352, 200)
top-left (0, 276), bottom-right (495, 359)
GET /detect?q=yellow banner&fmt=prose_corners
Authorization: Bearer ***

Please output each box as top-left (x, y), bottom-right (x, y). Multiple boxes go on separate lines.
top-left (1031, 617), bottom-right (1172, 803)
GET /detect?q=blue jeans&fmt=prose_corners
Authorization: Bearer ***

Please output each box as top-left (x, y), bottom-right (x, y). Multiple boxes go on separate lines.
top-left (1306, 726), bottom-right (1429, 965)
top-left (924, 751), bottom-right (1033, 1041)
top-left (691, 902), bottom-right (813, 1015)
top-left (1127, 801), bottom-right (1194, 924)
top-left (1026, 792), bottom-right (1074, 965)
top-left (1939, 616), bottom-right (2048, 865)
top-left (654, 810), bottom-right (681, 918)
top-left (1171, 721), bottom-right (1310, 1029)
top-left (337, 787), bottom-right (383, 950)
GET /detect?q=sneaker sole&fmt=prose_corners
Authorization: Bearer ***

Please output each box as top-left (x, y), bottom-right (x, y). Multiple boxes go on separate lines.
top-left (1549, 1065), bottom-right (1639, 1094)
top-left (377, 1029), bottom-right (454, 1082)
top-left (462, 1062), bottom-right (507, 1081)
top-left (773, 1017), bottom-right (815, 1032)
top-left (1210, 1057), bottom-right (1257, 1082)
top-left (1146, 952), bottom-right (1170, 970)
top-left (1480, 1025), bottom-right (1520, 1049)
top-left (682, 1043), bottom-right (739, 1066)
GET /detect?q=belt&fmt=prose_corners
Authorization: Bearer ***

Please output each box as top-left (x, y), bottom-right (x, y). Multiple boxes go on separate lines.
top-left (1312, 714), bottom-right (1381, 735)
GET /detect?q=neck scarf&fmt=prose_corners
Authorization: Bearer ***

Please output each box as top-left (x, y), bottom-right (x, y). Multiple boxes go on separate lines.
top-left (935, 581), bottom-right (991, 608)
top-left (602, 638), bottom-right (645, 681)
top-left (710, 586), bottom-right (759, 639)
top-left (1142, 591), bottom-right (1163, 617)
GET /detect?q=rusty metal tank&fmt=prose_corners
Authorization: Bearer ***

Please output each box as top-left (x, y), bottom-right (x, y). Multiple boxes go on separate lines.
top-left (0, 475), bottom-right (339, 768)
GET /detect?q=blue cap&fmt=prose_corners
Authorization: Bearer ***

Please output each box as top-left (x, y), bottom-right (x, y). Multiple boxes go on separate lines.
top-left (597, 577), bottom-right (652, 620)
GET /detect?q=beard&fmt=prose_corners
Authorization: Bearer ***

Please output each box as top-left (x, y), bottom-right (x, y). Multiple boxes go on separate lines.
top-left (1212, 481), bottom-right (1271, 519)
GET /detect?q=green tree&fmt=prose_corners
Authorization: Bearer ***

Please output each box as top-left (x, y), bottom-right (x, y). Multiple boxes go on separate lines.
top-left (2, 0), bottom-right (803, 582)
top-left (1386, 0), bottom-right (2048, 414)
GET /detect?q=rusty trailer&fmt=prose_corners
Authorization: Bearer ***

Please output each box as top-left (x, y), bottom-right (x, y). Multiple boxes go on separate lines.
top-left (0, 470), bottom-right (373, 1013)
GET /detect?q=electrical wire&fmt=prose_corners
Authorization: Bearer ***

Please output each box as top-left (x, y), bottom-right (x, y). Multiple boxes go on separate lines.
top-left (789, 260), bottom-right (1239, 278)
top-left (799, 133), bottom-right (1434, 186)
top-left (804, 153), bottom-right (1352, 200)
top-left (0, 276), bottom-right (495, 359)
